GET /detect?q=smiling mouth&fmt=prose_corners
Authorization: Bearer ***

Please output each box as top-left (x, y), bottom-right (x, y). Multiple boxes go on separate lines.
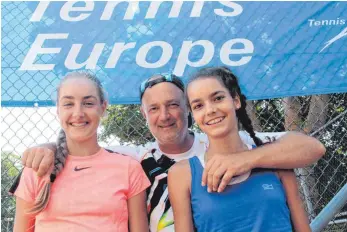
top-left (159, 122), bottom-right (175, 129)
top-left (70, 122), bottom-right (89, 127)
top-left (206, 117), bottom-right (225, 125)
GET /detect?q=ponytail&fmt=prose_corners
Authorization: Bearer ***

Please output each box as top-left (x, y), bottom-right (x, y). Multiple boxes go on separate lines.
top-left (236, 94), bottom-right (263, 147)
top-left (28, 129), bottom-right (68, 214)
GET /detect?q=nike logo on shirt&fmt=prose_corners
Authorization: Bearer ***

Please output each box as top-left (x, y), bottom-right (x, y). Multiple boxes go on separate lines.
top-left (74, 166), bottom-right (91, 171)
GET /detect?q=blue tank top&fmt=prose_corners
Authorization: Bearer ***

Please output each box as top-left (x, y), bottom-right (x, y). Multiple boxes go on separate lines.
top-left (189, 156), bottom-right (293, 232)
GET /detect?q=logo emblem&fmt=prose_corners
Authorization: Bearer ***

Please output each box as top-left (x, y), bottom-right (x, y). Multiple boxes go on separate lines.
top-left (74, 166), bottom-right (91, 171)
top-left (320, 27), bottom-right (347, 52)
top-left (262, 184), bottom-right (274, 190)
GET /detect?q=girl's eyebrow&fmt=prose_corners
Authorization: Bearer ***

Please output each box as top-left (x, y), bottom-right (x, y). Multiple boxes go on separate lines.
top-left (190, 90), bottom-right (226, 104)
top-left (190, 98), bottom-right (201, 105)
top-left (60, 95), bottom-right (97, 100)
top-left (210, 90), bottom-right (225, 98)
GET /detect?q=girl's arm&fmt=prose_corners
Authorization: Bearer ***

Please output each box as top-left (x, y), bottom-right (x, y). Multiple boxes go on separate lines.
top-left (128, 190), bottom-right (149, 232)
top-left (168, 161), bottom-right (195, 232)
top-left (13, 197), bottom-right (35, 232)
top-left (278, 170), bottom-right (311, 232)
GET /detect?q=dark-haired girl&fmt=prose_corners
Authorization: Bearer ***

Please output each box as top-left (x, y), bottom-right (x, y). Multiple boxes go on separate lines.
top-left (168, 67), bottom-right (311, 232)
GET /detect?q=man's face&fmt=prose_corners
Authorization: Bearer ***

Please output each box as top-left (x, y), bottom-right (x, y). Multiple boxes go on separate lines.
top-left (141, 82), bottom-right (189, 146)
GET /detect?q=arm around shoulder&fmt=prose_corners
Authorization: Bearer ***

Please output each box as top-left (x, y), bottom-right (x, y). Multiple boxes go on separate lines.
top-left (168, 161), bottom-right (195, 232)
top-left (250, 131), bottom-right (325, 170)
top-left (278, 131), bottom-right (325, 162)
top-left (106, 145), bottom-right (141, 160)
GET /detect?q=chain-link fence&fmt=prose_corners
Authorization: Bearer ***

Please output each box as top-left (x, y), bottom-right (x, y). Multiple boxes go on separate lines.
top-left (2, 1), bottom-right (347, 231)
top-left (2, 94), bottom-right (347, 231)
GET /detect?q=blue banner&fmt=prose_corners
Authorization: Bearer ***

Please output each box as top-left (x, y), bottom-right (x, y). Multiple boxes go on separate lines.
top-left (2, 1), bottom-right (347, 107)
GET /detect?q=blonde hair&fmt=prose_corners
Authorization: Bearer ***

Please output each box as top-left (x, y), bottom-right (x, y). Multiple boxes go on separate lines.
top-left (28, 129), bottom-right (68, 214)
top-left (28, 71), bottom-right (105, 214)
top-left (57, 71), bottom-right (106, 104)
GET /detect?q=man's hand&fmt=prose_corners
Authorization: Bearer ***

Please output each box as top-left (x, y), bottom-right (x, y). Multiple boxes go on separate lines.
top-left (202, 131), bottom-right (326, 193)
top-left (22, 144), bottom-right (55, 177)
top-left (202, 152), bottom-right (255, 193)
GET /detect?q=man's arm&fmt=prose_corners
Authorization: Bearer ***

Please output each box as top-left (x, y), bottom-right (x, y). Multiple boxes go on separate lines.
top-left (203, 131), bottom-right (326, 192)
top-left (249, 131), bottom-right (325, 168)
top-left (107, 145), bottom-right (142, 161)
top-left (22, 143), bottom-right (143, 177)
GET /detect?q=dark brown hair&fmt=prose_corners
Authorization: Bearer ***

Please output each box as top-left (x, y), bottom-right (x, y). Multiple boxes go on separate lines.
top-left (187, 66), bottom-right (263, 146)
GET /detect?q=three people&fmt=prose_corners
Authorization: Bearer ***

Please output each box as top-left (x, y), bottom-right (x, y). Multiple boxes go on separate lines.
top-left (13, 72), bottom-right (150, 232)
top-left (168, 67), bottom-right (311, 231)
top-left (15, 70), bottom-right (325, 231)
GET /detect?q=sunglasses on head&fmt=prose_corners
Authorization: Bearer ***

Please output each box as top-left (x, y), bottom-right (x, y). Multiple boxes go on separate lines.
top-left (139, 73), bottom-right (185, 99)
top-left (139, 73), bottom-right (193, 128)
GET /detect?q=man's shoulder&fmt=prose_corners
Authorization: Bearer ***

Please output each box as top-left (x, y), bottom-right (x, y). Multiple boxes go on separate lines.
top-left (105, 145), bottom-right (144, 161)
top-left (191, 131), bottom-right (286, 140)
top-left (95, 149), bottom-right (140, 169)
top-left (143, 141), bottom-right (158, 150)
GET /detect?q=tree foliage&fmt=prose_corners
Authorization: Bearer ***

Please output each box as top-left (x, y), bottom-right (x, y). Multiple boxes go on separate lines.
top-left (1, 152), bottom-right (20, 232)
top-left (100, 105), bottom-right (154, 146)
top-left (253, 94), bottom-right (347, 214)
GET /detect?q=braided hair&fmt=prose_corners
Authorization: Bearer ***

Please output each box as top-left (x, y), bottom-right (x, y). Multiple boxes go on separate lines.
top-left (28, 71), bottom-right (105, 214)
top-left (28, 129), bottom-right (68, 214)
top-left (188, 66), bottom-right (263, 147)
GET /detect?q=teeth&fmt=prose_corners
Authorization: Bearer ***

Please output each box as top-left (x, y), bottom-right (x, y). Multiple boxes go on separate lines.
top-left (71, 122), bottom-right (87, 127)
top-left (207, 117), bottom-right (224, 125)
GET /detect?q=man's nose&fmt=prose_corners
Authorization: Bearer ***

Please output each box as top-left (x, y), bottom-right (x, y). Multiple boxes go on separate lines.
top-left (159, 107), bottom-right (170, 121)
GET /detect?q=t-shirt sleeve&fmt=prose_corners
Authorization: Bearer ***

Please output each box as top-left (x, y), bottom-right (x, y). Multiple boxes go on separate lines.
top-left (127, 158), bottom-right (151, 199)
top-left (106, 145), bottom-right (143, 161)
top-left (14, 167), bottom-right (43, 203)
